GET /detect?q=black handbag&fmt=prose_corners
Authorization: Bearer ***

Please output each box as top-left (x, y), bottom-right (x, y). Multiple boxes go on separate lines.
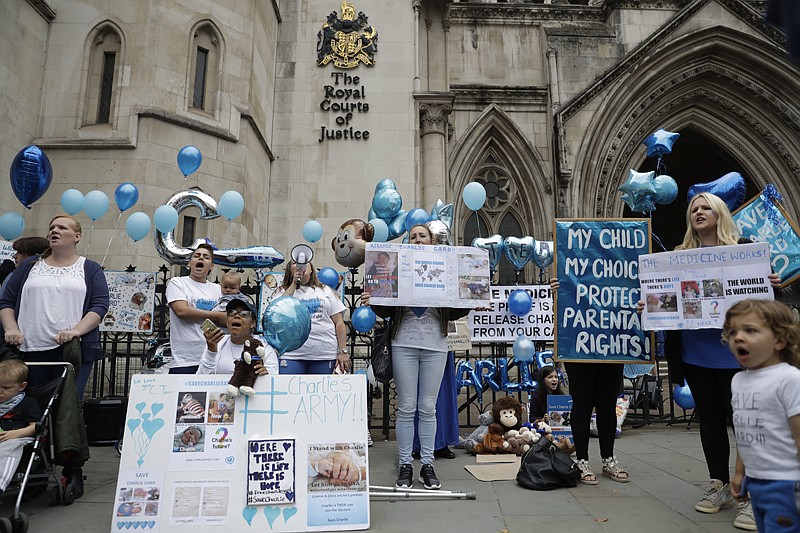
top-left (370, 323), bottom-right (393, 383)
top-left (516, 438), bottom-right (581, 490)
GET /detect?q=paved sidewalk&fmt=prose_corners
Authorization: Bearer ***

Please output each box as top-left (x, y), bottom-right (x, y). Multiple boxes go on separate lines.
top-left (1, 425), bottom-right (745, 532)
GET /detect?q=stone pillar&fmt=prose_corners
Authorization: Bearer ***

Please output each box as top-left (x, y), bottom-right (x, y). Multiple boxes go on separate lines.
top-left (416, 94), bottom-right (454, 209)
top-left (413, 0), bottom-right (421, 92)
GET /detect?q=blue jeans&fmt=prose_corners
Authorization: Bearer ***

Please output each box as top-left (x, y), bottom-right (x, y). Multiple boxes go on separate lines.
top-left (280, 359), bottom-right (334, 375)
top-left (748, 478), bottom-right (800, 532)
top-left (392, 346), bottom-right (447, 466)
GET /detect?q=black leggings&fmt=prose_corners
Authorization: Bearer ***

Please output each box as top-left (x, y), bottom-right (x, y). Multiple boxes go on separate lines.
top-left (565, 363), bottom-right (623, 461)
top-left (682, 363), bottom-right (739, 483)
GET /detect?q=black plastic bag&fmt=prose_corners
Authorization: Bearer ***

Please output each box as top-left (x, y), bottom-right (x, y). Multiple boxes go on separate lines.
top-left (370, 324), bottom-right (392, 382)
top-left (516, 438), bottom-right (580, 490)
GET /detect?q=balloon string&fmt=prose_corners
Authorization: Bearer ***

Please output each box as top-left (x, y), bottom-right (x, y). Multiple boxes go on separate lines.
top-left (101, 212), bottom-right (122, 267)
top-left (652, 233), bottom-right (668, 252)
top-left (474, 211), bottom-right (482, 239)
top-left (85, 222), bottom-right (95, 257)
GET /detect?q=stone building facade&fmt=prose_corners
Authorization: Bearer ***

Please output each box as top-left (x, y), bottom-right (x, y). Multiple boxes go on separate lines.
top-left (1, 0), bottom-right (797, 281)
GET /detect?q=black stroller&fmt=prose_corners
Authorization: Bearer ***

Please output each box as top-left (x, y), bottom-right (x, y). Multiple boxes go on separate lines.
top-left (0, 362), bottom-right (79, 533)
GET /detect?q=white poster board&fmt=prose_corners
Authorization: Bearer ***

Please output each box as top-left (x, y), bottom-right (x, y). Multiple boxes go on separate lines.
top-left (639, 242), bottom-right (772, 330)
top-left (364, 242), bottom-right (491, 308)
top-left (101, 271), bottom-right (158, 333)
top-left (467, 285), bottom-right (554, 342)
top-left (112, 374), bottom-right (369, 532)
top-left (0, 240), bottom-right (13, 263)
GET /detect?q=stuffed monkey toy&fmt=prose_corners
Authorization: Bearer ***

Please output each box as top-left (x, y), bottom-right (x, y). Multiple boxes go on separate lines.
top-left (471, 396), bottom-right (523, 454)
top-left (227, 338), bottom-right (265, 397)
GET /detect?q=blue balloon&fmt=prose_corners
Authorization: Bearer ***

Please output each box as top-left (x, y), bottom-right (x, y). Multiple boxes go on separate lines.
top-left (302, 220), bottom-right (323, 243)
top-left (154, 205), bottom-right (179, 233)
top-left (177, 145), bottom-right (202, 176)
top-left (462, 182), bottom-right (487, 211)
top-left (125, 212), bottom-right (151, 242)
top-left (532, 240), bottom-right (554, 270)
top-left (457, 361), bottom-right (483, 395)
top-left (673, 382), bottom-right (695, 410)
top-left (262, 296), bottom-right (312, 355)
top-left (368, 207), bottom-right (377, 221)
top-left (503, 236), bottom-right (534, 270)
top-left (218, 190), bottom-right (244, 220)
top-left (387, 210), bottom-right (407, 241)
top-left (513, 335), bottom-right (536, 362)
top-left (687, 172), bottom-right (747, 212)
top-left (374, 178), bottom-right (396, 194)
top-left (653, 175), bottom-right (678, 205)
top-left (508, 289), bottom-right (532, 316)
top-left (318, 267), bottom-right (339, 289)
top-left (643, 128), bottom-right (680, 158)
top-left (60, 189), bottom-right (84, 215)
top-left (619, 169), bottom-right (657, 213)
top-left (352, 306), bottom-right (377, 333)
top-left (404, 208), bottom-right (430, 232)
top-left (369, 218), bottom-right (389, 242)
top-left (114, 182), bottom-right (139, 212)
top-left (472, 235), bottom-right (504, 271)
top-left (10, 145), bottom-right (52, 209)
top-left (0, 213), bottom-right (25, 240)
top-left (372, 189), bottom-right (403, 220)
top-left (84, 190), bottom-right (110, 221)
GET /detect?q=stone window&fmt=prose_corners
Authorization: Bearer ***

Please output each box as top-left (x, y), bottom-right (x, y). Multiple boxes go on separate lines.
top-left (188, 22), bottom-right (222, 116)
top-left (83, 24), bottom-right (122, 126)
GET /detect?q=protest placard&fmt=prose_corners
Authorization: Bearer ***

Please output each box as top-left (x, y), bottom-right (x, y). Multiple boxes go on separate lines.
top-left (467, 285), bottom-right (553, 342)
top-left (546, 395), bottom-right (573, 440)
top-left (639, 242), bottom-right (772, 330)
top-left (364, 242), bottom-right (491, 308)
top-left (101, 271), bottom-right (157, 333)
top-left (0, 240), bottom-right (13, 263)
top-left (554, 219), bottom-right (651, 363)
top-left (733, 192), bottom-right (800, 287)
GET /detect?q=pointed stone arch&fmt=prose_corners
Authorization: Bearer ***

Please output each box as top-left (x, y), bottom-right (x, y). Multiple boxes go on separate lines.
top-left (77, 19), bottom-right (126, 128)
top-left (449, 104), bottom-right (553, 241)
top-left (572, 26), bottom-right (800, 219)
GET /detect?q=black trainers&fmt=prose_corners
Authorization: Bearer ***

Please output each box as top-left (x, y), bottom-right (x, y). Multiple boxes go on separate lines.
top-left (63, 467), bottom-right (84, 499)
top-left (419, 463), bottom-right (441, 490)
top-left (395, 464), bottom-right (413, 489)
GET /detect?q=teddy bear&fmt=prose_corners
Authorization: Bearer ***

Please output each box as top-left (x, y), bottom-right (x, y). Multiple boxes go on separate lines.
top-left (227, 337), bottom-right (265, 397)
top-left (463, 411), bottom-right (493, 454)
top-left (471, 396), bottom-right (524, 454)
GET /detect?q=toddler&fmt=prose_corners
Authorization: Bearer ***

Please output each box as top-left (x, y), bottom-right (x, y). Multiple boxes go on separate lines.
top-left (0, 359), bottom-right (42, 497)
top-left (213, 272), bottom-right (255, 333)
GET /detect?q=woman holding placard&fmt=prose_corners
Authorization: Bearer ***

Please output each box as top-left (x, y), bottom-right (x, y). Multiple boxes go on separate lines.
top-left (363, 223), bottom-right (471, 490)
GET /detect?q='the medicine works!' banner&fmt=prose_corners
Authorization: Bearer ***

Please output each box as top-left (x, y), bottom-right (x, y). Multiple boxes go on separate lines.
top-left (467, 285), bottom-right (553, 342)
top-left (639, 242), bottom-right (773, 330)
top-left (554, 219), bottom-right (651, 364)
top-left (364, 242), bottom-right (491, 308)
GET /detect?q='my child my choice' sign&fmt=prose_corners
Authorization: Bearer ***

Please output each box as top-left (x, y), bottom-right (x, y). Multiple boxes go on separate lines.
top-left (554, 219), bottom-right (651, 363)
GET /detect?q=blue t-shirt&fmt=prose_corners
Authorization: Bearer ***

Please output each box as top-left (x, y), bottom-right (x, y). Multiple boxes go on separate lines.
top-left (680, 328), bottom-right (739, 369)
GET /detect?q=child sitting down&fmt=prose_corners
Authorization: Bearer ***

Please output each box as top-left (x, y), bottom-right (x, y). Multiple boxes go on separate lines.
top-left (0, 359), bottom-right (42, 497)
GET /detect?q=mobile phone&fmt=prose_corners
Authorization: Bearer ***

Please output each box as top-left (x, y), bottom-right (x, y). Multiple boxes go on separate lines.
top-left (200, 319), bottom-right (217, 333)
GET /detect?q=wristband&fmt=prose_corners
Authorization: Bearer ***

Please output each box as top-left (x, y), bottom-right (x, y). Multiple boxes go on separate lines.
top-left (338, 349), bottom-right (348, 355)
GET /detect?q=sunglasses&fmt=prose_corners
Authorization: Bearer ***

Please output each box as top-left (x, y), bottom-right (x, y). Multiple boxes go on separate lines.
top-left (226, 309), bottom-right (253, 319)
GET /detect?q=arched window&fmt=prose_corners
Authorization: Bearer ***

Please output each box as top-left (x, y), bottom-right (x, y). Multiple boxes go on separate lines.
top-left (83, 24), bottom-right (123, 126)
top-left (188, 22), bottom-right (223, 115)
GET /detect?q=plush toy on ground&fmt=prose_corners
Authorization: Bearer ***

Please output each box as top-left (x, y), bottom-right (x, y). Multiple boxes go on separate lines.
top-left (503, 427), bottom-right (538, 455)
top-left (227, 338), bottom-right (265, 397)
top-left (470, 396), bottom-right (524, 454)
top-left (463, 411), bottom-right (493, 454)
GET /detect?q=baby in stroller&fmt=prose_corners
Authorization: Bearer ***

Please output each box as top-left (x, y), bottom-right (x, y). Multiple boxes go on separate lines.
top-left (0, 360), bottom-right (42, 498)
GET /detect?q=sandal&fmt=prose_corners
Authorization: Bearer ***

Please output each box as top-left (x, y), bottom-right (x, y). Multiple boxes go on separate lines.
top-left (601, 456), bottom-right (630, 483)
top-left (576, 459), bottom-right (598, 485)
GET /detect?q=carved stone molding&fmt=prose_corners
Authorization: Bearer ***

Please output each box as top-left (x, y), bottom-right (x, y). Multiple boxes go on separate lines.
top-left (416, 92), bottom-right (456, 137)
top-left (450, 84), bottom-right (548, 107)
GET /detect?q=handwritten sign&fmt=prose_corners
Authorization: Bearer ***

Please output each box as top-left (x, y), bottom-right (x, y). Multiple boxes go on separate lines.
top-left (0, 240), bottom-right (13, 263)
top-left (467, 285), bottom-right (553, 342)
top-left (554, 219), bottom-right (651, 363)
top-left (639, 242), bottom-right (773, 330)
top-left (247, 439), bottom-right (296, 505)
top-left (102, 271), bottom-right (157, 333)
top-left (364, 243), bottom-right (491, 308)
top-left (733, 192), bottom-right (800, 287)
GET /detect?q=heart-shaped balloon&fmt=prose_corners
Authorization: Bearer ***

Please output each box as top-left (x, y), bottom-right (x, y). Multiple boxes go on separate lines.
top-left (372, 188), bottom-right (403, 219)
top-left (242, 507), bottom-right (257, 526)
top-left (151, 403), bottom-right (164, 416)
top-left (687, 172), bottom-right (746, 212)
top-left (141, 417), bottom-right (164, 439)
top-left (127, 418), bottom-right (141, 434)
top-left (471, 235), bottom-right (504, 271)
top-left (264, 507), bottom-right (280, 528)
top-left (503, 236), bottom-right (534, 270)
top-left (532, 240), bottom-right (554, 269)
top-left (283, 506), bottom-right (298, 522)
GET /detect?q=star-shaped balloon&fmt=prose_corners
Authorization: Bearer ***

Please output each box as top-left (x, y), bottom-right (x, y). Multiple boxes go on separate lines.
top-left (619, 169), bottom-right (657, 213)
top-left (643, 129), bottom-right (680, 157)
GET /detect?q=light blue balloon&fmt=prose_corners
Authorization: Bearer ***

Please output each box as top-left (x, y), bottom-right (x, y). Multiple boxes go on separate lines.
top-left (513, 335), bottom-right (535, 363)
top-left (653, 175), bottom-right (678, 205)
top-left (218, 190), bottom-right (244, 220)
top-left (472, 235), bottom-right (504, 271)
top-left (84, 190), bottom-right (110, 221)
top-left (372, 189), bottom-right (402, 219)
top-left (368, 207), bottom-right (377, 221)
top-left (507, 289), bottom-right (532, 316)
top-left (60, 189), bottom-right (84, 215)
top-left (177, 145), bottom-right (202, 176)
top-left (374, 178), bottom-right (396, 194)
top-left (154, 205), bottom-right (179, 233)
top-left (462, 182), bottom-right (487, 211)
top-left (114, 182), bottom-right (139, 212)
top-left (318, 267), bottom-right (339, 289)
top-left (125, 212), bottom-right (151, 242)
top-left (404, 208), bottom-right (430, 232)
top-left (302, 220), bottom-right (323, 243)
top-left (0, 213), bottom-right (25, 240)
top-left (387, 210), bottom-right (407, 241)
top-left (352, 305), bottom-right (376, 333)
top-left (262, 296), bottom-right (312, 355)
top-left (369, 218), bottom-right (389, 242)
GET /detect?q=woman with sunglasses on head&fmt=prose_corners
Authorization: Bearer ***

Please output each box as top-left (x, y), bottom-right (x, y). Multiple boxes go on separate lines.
top-left (198, 299), bottom-right (279, 376)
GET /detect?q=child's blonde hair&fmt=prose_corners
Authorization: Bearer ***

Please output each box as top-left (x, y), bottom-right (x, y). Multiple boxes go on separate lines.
top-left (0, 359), bottom-right (29, 384)
top-left (220, 272), bottom-right (241, 286)
top-left (722, 299), bottom-right (800, 368)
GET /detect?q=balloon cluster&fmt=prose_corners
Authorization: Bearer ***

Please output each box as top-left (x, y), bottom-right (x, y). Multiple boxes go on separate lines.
top-left (618, 129), bottom-right (681, 214)
top-left (369, 179), bottom-right (406, 241)
top-left (457, 352), bottom-right (554, 394)
top-left (471, 235), bottom-right (554, 273)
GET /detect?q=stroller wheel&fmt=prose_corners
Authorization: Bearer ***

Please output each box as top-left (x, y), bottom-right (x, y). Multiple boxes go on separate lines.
top-left (115, 439), bottom-right (123, 456)
top-left (10, 512), bottom-right (28, 533)
top-left (48, 486), bottom-right (61, 506)
top-left (0, 517), bottom-right (12, 533)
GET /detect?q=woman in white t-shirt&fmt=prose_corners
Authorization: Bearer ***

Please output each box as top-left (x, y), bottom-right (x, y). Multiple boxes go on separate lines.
top-left (274, 260), bottom-right (349, 374)
top-left (198, 299), bottom-right (278, 376)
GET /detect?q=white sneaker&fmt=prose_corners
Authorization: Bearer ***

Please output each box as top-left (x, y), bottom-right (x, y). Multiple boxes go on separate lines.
top-left (695, 479), bottom-right (734, 513)
top-left (733, 502), bottom-right (757, 531)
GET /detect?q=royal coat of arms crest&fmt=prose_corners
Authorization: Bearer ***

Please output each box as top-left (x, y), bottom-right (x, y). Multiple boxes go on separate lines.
top-left (317, 1), bottom-right (378, 69)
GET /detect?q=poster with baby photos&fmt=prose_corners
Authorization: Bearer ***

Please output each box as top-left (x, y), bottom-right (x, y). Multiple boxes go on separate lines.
top-left (101, 271), bottom-right (157, 333)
